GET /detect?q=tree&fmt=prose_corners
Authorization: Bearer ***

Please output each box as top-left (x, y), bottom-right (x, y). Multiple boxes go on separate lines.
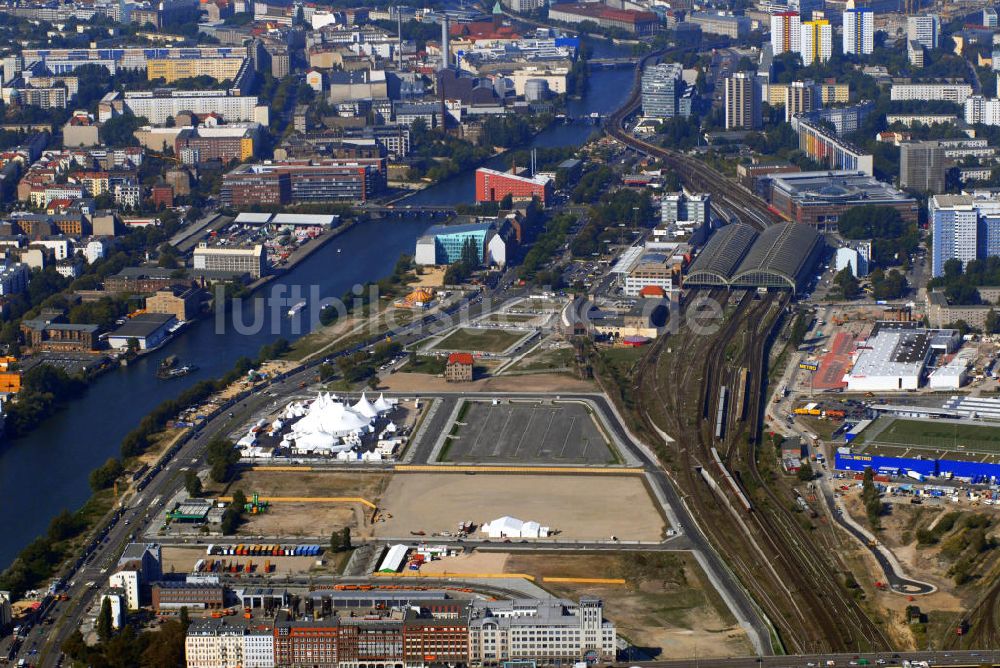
top-left (206, 437), bottom-right (239, 483)
top-left (89, 457), bottom-right (123, 492)
top-left (97, 597), bottom-right (113, 641)
top-left (330, 527), bottom-right (352, 552)
top-left (833, 267), bottom-right (860, 299)
top-left (341, 526), bottom-right (352, 551)
top-left (184, 470), bottom-right (202, 497)
top-left (797, 461), bottom-right (814, 482)
top-left (789, 312), bottom-right (809, 346)
top-left (986, 308), bottom-right (999, 335)
top-left (231, 489), bottom-right (247, 511)
top-left (861, 467), bottom-right (882, 529)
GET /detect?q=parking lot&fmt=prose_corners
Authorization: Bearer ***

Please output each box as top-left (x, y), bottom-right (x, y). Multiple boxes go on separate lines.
top-left (443, 400), bottom-right (617, 464)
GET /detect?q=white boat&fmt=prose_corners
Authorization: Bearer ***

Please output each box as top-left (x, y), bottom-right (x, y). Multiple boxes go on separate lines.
top-left (287, 301), bottom-right (307, 317)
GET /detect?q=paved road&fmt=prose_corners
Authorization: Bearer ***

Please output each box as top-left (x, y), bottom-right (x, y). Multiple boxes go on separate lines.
top-left (628, 649), bottom-right (1000, 667)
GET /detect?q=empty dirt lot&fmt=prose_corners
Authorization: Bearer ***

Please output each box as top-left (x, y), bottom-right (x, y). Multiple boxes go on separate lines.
top-left (373, 473), bottom-right (665, 541)
top-left (212, 470), bottom-right (390, 539)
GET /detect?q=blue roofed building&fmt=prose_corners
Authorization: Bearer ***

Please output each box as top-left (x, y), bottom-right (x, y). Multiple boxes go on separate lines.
top-left (414, 220), bottom-right (497, 266)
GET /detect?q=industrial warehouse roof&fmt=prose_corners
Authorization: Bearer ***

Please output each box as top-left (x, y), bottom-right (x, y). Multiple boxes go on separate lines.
top-left (730, 223), bottom-right (823, 291)
top-left (684, 223), bottom-right (758, 285)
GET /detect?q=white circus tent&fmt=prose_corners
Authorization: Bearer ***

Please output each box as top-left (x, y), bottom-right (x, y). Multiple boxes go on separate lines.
top-left (282, 393), bottom-right (397, 455)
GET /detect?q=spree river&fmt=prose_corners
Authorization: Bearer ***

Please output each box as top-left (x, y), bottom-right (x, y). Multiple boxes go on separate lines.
top-left (0, 47), bottom-right (635, 570)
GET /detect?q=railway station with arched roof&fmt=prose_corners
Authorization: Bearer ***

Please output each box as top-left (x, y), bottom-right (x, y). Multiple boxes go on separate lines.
top-left (683, 223), bottom-right (758, 287)
top-left (684, 222), bottom-right (824, 294)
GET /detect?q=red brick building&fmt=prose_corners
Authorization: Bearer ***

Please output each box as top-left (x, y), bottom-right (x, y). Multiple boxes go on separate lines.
top-left (151, 184), bottom-right (174, 209)
top-left (475, 167), bottom-right (552, 206)
top-left (445, 352), bottom-right (474, 382)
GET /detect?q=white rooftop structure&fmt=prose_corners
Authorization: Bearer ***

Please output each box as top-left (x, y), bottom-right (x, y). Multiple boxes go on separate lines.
top-left (280, 392), bottom-right (394, 454)
top-left (378, 544), bottom-right (408, 573)
top-left (481, 516), bottom-right (550, 539)
top-left (234, 212), bottom-right (272, 224)
top-left (232, 212), bottom-right (339, 226)
top-left (928, 357), bottom-right (969, 389)
top-left (844, 327), bottom-right (932, 392)
top-left (611, 245), bottom-right (644, 275)
top-left (943, 395), bottom-right (1000, 421)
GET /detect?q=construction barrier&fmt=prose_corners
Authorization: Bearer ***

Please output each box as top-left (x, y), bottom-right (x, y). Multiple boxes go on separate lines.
top-left (541, 577), bottom-right (626, 585)
top-left (372, 571), bottom-right (536, 581)
top-left (393, 465), bottom-right (642, 475)
top-left (252, 466), bottom-right (315, 472)
top-left (218, 496), bottom-right (377, 509)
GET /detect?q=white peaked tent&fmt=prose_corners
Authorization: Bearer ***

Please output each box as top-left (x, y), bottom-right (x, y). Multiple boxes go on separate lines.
top-left (373, 393), bottom-right (397, 413)
top-left (287, 393), bottom-right (373, 453)
top-left (481, 516), bottom-right (549, 539)
top-left (352, 393), bottom-right (379, 419)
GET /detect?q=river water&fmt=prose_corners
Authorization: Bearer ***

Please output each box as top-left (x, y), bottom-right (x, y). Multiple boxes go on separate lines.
top-left (0, 46), bottom-right (635, 570)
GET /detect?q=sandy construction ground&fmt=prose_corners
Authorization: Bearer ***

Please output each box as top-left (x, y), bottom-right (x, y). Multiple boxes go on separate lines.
top-left (418, 551), bottom-right (510, 575)
top-left (374, 473), bottom-right (665, 541)
top-left (240, 503), bottom-right (362, 538)
top-left (506, 553), bottom-right (751, 660)
top-left (209, 471), bottom-right (390, 539)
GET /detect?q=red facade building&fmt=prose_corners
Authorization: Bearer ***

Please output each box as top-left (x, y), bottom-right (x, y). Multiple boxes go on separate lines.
top-left (475, 167), bottom-right (552, 206)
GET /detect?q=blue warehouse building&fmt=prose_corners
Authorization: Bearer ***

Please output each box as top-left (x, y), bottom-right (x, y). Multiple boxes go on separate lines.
top-left (835, 449), bottom-right (1000, 483)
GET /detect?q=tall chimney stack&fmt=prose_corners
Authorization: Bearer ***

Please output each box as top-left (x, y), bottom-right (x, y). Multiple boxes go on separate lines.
top-left (441, 16), bottom-right (450, 69)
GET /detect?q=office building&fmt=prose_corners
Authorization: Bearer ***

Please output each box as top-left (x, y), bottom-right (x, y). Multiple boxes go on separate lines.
top-left (100, 90), bottom-right (267, 125)
top-left (835, 242), bottom-right (872, 278)
top-left (725, 72), bottom-right (761, 130)
top-left (799, 19), bottom-right (832, 66)
top-left (147, 56), bottom-right (246, 83)
top-left (899, 141), bottom-right (947, 193)
top-left (792, 117), bottom-right (873, 174)
top-left (985, 6), bottom-right (999, 27)
top-left (770, 11), bottom-right (801, 55)
top-left (908, 40), bottom-right (925, 68)
top-left (174, 124), bottom-right (261, 163)
top-left (890, 83), bottom-right (973, 104)
top-left (907, 15), bottom-right (939, 50)
top-left (21, 46), bottom-right (247, 74)
top-left (414, 221), bottom-right (495, 266)
top-left (929, 192), bottom-right (1000, 277)
top-left (769, 171), bottom-right (918, 229)
top-left (221, 160), bottom-right (385, 206)
top-left (687, 12), bottom-right (750, 39)
top-left (475, 167), bottom-right (552, 206)
top-left (153, 582), bottom-right (225, 613)
top-left (785, 81), bottom-right (814, 122)
top-left (0, 262), bottom-right (30, 295)
top-left (193, 243), bottom-right (266, 278)
top-left (467, 598), bottom-right (616, 665)
top-left (963, 95), bottom-right (1000, 126)
top-left (186, 618), bottom-right (275, 668)
top-left (641, 62), bottom-right (688, 120)
top-left (661, 191), bottom-right (710, 228)
top-left (843, 7), bottom-right (874, 56)
top-left (547, 3), bottom-right (659, 34)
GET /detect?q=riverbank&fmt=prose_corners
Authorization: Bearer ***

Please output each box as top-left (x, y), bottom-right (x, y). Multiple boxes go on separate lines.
top-left (0, 240), bottom-right (429, 595)
top-left (248, 217), bottom-right (358, 292)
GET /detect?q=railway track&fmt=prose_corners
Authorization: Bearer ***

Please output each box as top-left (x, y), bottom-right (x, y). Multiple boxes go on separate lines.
top-left (603, 47), bottom-right (781, 230)
top-left (632, 291), bottom-right (890, 653)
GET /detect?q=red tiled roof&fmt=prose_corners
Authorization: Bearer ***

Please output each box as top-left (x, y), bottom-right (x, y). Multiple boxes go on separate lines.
top-left (639, 285), bottom-right (666, 297)
top-left (448, 352), bottom-right (474, 366)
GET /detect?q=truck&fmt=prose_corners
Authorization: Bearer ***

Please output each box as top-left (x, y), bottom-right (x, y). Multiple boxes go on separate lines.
top-left (905, 470), bottom-right (926, 482)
